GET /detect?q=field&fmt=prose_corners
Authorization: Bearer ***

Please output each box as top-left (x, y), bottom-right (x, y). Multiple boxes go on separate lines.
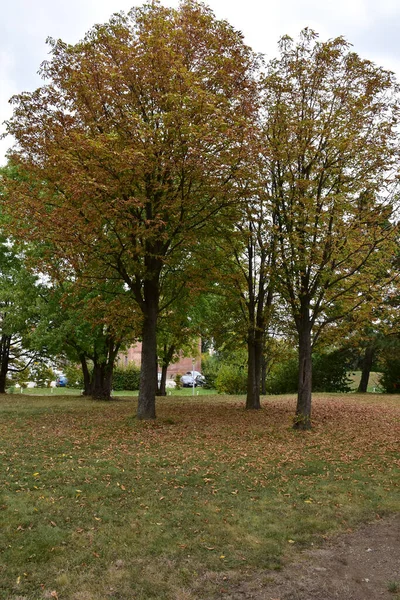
top-left (0, 393), bottom-right (399, 599)
top-left (347, 371), bottom-right (383, 392)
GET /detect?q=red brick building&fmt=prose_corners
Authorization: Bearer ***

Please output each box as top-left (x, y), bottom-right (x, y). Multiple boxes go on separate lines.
top-left (118, 340), bottom-right (202, 379)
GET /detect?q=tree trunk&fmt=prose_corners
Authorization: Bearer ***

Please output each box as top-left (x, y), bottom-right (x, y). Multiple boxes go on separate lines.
top-left (80, 354), bottom-right (92, 396)
top-left (157, 344), bottom-right (175, 397)
top-left (261, 348), bottom-right (268, 396)
top-left (157, 363), bottom-right (168, 397)
top-left (357, 345), bottom-right (375, 393)
top-left (137, 280), bottom-right (158, 419)
top-left (246, 331), bottom-right (262, 409)
top-left (294, 321), bottom-right (312, 430)
top-left (90, 361), bottom-right (113, 400)
top-left (0, 335), bottom-right (11, 394)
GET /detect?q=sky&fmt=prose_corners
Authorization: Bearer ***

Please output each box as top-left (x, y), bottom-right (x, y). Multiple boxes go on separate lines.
top-left (1, 0), bottom-right (400, 163)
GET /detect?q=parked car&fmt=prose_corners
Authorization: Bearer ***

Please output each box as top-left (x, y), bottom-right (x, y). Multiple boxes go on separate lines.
top-left (56, 375), bottom-right (68, 387)
top-left (181, 371), bottom-right (206, 387)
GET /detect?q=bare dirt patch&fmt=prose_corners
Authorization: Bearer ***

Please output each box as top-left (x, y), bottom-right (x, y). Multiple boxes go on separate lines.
top-left (198, 515), bottom-right (400, 600)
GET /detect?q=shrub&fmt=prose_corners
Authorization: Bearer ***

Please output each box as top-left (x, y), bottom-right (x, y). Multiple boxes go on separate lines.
top-left (266, 356), bottom-right (298, 394)
top-left (266, 349), bottom-right (353, 394)
top-left (379, 357), bottom-right (400, 393)
top-left (30, 362), bottom-right (56, 388)
top-left (215, 364), bottom-right (247, 395)
top-left (201, 353), bottom-right (220, 389)
top-left (64, 363), bottom-right (84, 389)
top-left (112, 364), bottom-right (141, 391)
top-left (174, 373), bottom-right (182, 390)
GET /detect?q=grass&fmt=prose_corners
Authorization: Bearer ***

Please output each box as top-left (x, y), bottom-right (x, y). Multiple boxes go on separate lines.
top-left (347, 371), bottom-right (383, 392)
top-left (0, 392), bottom-right (399, 599)
top-left (14, 386), bottom-right (216, 397)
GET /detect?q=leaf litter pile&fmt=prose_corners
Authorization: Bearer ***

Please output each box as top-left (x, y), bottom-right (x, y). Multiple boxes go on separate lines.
top-left (0, 393), bottom-right (398, 599)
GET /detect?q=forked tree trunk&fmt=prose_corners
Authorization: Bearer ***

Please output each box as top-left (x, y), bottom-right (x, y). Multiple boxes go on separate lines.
top-left (294, 322), bottom-right (312, 430)
top-left (137, 280), bottom-right (158, 419)
top-left (357, 345), bottom-right (375, 393)
top-left (246, 331), bottom-right (262, 409)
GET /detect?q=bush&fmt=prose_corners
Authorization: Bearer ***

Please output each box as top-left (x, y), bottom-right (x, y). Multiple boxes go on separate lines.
top-left (266, 349), bottom-right (352, 394)
top-left (112, 364), bottom-right (141, 391)
top-left (30, 362), bottom-right (56, 388)
top-left (201, 353), bottom-right (220, 389)
top-left (379, 357), bottom-right (400, 393)
top-left (215, 364), bottom-right (247, 395)
top-left (312, 349), bottom-right (352, 393)
top-left (64, 363), bottom-right (84, 389)
top-left (266, 356), bottom-right (298, 394)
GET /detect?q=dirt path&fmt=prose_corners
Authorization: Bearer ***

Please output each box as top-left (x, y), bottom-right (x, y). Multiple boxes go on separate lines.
top-left (201, 515), bottom-right (400, 600)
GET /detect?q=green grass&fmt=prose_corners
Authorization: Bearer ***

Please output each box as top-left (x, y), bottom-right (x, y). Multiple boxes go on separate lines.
top-left (0, 392), bottom-right (399, 599)
top-left (347, 371), bottom-right (383, 392)
top-left (14, 386), bottom-right (217, 397)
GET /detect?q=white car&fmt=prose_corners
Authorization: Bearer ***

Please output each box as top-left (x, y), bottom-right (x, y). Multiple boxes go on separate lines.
top-left (181, 371), bottom-right (206, 387)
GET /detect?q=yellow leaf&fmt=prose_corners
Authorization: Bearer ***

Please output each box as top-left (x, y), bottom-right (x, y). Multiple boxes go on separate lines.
top-left (33, 473), bottom-right (39, 477)
top-left (219, 555), bottom-right (225, 559)
top-left (16, 576), bottom-right (21, 585)
top-left (288, 539), bottom-right (295, 544)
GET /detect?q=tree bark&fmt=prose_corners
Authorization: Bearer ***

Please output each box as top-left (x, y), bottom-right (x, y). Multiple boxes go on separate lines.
top-left (137, 279), bottom-right (158, 419)
top-left (261, 333), bottom-right (268, 395)
top-left (157, 363), bottom-right (168, 397)
top-left (80, 354), bottom-right (92, 396)
top-left (294, 320), bottom-right (313, 430)
top-left (246, 330), bottom-right (262, 409)
top-left (90, 361), bottom-right (113, 400)
top-left (0, 335), bottom-right (12, 394)
top-left (357, 344), bottom-right (375, 393)
top-left (157, 344), bottom-right (175, 397)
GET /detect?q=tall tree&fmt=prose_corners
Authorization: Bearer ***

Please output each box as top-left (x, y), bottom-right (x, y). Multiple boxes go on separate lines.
top-left (210, 194), bottom-right (275, 409)
top-left (4, 0), bottom-right (258, 418)
top-left (261, 30), bottom-right (400, 428)
top-left (0, 235), bottom-right (40, 393)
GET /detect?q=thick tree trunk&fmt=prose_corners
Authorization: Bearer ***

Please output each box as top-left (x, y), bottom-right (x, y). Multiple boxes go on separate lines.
top-left (294, 321), bottom-right (312, 430)
top-left (137, 280), bottom-right (158, 419)
top-left (92, 366), bottom-right (112, 400)
top-left (357, 345), bottom-right (375, 393)
top-left (246, 331), bottom-right (262, 409)
top-left (0, 335), bottom-right (11, 394)
top-left (90, 362), bottom-right (113, 400)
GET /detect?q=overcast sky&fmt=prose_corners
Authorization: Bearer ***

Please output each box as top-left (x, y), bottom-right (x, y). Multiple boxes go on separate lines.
top-left (1, 0), bottom-right (400, 164)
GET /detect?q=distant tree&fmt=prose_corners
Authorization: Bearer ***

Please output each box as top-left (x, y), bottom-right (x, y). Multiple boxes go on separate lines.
top-left (261, 30), bottom-right (400, 428)
top-left (4, 1), bottom-right (258, 418)
top-left (0, 195), bottom-right (41, 392)
top-left (32, 282), bottom-right (136, 400)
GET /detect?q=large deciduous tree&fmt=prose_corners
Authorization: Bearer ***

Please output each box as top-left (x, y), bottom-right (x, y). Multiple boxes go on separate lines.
top-left (4, 1), bottom-right (258, 418)
top-left (261, 30), bottom-right (400, 429)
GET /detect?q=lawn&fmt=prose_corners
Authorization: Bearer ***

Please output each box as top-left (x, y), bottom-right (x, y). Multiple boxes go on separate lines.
top-left (347, 371), bottom-right (383, 393)
top-left (14, 386), bottom-right (216, 397)
top-left (0, 393), bottom-right (399, 599)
